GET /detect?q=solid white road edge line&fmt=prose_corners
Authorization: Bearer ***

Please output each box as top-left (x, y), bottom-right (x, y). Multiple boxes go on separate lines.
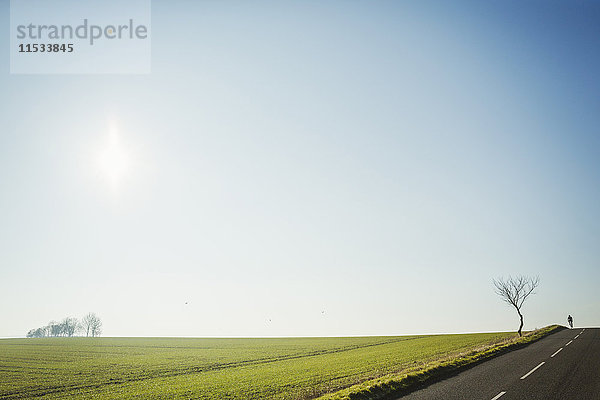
top-left (491, 391), bottom-right (506, 400)
top-left (520, 362), bottom-right (545, 380)
top-left (566, 340), bottom-right (573, 346)
top-left (550, 348), bottom-right (563, 358)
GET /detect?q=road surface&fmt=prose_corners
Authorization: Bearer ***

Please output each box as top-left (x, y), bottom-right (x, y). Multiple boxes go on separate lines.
top-left (399, 327), bottom-right (599, 400)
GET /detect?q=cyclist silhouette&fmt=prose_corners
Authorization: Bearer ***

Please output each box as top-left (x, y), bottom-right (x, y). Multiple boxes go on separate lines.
top-left (567, 315), bottom-right (573, 329)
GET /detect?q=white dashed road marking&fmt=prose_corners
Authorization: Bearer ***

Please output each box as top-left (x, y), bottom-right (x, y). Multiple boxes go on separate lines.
top-left (485, 330), bottom-right (589, 399)
top-left (550, 348), bottom-right (563, 358)
top-left (490, 329), bottom-right (589, 399)
top-left (520, 362), bottom-right (545, 380)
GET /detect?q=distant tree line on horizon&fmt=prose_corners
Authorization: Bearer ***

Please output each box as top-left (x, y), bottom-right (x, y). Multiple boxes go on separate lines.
top-left (26, 313), bottom-right (102, 338)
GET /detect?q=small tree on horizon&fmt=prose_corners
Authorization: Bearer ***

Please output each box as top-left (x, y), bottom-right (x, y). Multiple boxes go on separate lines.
top-left (60, 317), bottom-right (79, 337)
top-left (493, 275), bottom-right (540, 337)
top-left (48, 321), bottom-right (62, 337)
top-left (82, 313), bottom-right (102, 337)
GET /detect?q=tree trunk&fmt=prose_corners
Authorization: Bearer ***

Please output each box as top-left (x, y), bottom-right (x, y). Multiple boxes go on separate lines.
top-left (517, 311), bottom-right (524, 337)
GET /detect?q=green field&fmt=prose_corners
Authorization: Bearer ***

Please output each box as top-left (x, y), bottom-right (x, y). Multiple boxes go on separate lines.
top-left (0, 333), bottom-right (516, 399)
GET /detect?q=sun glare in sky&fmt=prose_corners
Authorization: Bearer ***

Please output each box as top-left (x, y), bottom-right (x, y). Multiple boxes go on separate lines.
top-left (96, 125), bottom-right (131, 192)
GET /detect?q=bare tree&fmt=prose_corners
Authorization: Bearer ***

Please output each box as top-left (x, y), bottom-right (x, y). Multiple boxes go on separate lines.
top-left (26, 327), bottom-right (47, 338)
top-left (82, 313), bottom-right (92, 337)
top-left (48, 321), bottom-right (62, 337)
top-left (82, 313), bottom-right (102, 337)
top-left (60, 317), bottom-right (79, 337)
top-left (493, 275), bottom-right (540, 336)
top-left (90, 317), bottom-right (102, 337)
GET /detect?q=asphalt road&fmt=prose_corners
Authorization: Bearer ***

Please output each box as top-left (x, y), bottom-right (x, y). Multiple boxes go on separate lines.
top-left (399, 327), bottom-right (599, 400)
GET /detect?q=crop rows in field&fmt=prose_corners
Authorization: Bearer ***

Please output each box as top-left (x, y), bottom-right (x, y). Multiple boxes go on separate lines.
top-left (0, 333), bottom-right (515, 399)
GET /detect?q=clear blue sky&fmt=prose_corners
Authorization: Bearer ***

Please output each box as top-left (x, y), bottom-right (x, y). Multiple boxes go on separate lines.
top-left (1, 1), bottom-right (599, 337)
